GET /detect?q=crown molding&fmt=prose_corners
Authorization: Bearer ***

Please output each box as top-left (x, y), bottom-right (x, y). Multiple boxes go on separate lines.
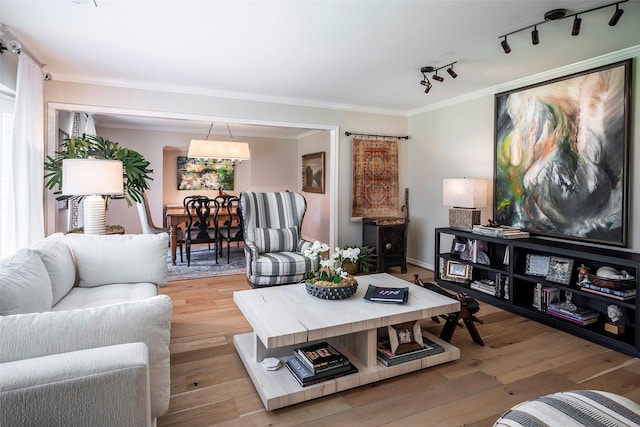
top-left (53, 73), bottom-right (408, 117)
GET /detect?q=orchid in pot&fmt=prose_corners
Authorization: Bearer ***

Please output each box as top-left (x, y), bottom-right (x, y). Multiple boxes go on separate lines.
top-left (303, 241), bottom-right (357, 287)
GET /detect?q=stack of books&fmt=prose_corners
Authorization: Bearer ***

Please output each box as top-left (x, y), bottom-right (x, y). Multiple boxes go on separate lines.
top-left (579, 282), bottom-right (636, 301)
top-left (285, 342), bottom-right (357, 387)
top-left (376, 334), bottom-right (444, 366)
top-left (470, 279), bottom-right (497, 296)
top-left (472, 225), bottom-right (530, 239)
top-left (546, 302), bottom-right (600, 326)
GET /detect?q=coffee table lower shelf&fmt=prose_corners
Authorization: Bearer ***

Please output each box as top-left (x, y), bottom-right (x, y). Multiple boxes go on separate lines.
top-left (234, 330), bottom-right (460, 410)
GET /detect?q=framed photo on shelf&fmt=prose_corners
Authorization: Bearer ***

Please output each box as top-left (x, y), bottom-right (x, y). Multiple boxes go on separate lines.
top-left (441, 259), bottom-right (472, 283)
top-left (546, 256), bottom-right (574, 285)
top-left (388, 320), bottom-right (424, 355)
top-left (451, 236), bottom-right (467, 256)
top-left (525, 254), bottom-right (550, 277)
top-left (302, 151), bottom-right (325, 193)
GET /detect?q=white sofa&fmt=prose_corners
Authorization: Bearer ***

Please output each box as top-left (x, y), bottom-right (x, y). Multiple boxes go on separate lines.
top-left (0, 233), bottom-right (172, 427)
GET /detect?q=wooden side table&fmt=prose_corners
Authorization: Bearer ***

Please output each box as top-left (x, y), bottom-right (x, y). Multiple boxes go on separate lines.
top-left (362, 217), bottom-right (407, 273)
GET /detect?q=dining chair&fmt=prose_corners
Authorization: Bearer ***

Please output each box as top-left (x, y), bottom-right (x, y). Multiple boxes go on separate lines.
top-left (185, 196), bottom-right (220, 266)
top-left (216, 195), bottom-right (244, 263)
top-left (136, 192), bottom-right (183, 262)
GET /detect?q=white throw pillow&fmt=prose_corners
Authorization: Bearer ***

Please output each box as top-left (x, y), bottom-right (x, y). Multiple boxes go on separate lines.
top-left (30, 233), bottom-right (77, 305)
top-left (0, 249), bottom-right (53, 315)
top-left (65, 233), bottom-right (168, 288)
top-left (253, 226), bottom-right (298, 254)
top-left (0, 295), bottom-right (172, 418)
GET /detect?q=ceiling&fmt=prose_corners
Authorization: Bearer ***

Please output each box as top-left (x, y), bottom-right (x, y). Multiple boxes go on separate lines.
top-left (1, 0), bottom-right (639, 136)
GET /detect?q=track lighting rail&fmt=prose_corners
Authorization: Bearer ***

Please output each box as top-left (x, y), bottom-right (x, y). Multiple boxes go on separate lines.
top-left (498, 0), bottom-right (627, 53)
top-left (418, 61), bottom-right (458, 94)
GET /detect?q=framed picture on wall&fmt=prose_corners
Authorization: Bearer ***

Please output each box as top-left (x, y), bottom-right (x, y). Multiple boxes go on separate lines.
top-left (493, 59), bottom-right (631, 247)
top-left (176, 156), bottom-right (235, 191)
top-left (302, 151), bottom-right (325, 194)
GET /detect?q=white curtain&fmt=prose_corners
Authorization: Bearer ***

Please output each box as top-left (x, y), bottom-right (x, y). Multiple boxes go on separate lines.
top-left (7, 53), bottom-right (45, 252)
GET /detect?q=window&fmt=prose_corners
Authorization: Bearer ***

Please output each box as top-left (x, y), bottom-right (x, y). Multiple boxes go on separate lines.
top-left (0, 93), bottom-right (15, 258)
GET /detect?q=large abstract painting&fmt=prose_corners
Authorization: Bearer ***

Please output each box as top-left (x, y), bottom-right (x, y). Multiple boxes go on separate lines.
top-left (177, 156), bottom-right (235, 191)
top-left (351, 137), bottom-right (400, 219)
top-left (494, 60), bottom-right (631, 246)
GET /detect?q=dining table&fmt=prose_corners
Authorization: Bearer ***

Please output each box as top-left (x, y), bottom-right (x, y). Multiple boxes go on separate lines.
top-left (165, 204), bottom-right (239, 265)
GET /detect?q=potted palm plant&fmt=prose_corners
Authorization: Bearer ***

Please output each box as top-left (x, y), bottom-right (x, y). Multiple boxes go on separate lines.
top-left (44, 134), bottom-right (153, 207)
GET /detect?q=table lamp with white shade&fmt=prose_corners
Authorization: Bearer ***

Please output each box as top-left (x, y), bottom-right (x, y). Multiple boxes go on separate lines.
top-left (443, 178), bottom-right (488, 230)
top-left (62, 159), bottom-right (124, 235)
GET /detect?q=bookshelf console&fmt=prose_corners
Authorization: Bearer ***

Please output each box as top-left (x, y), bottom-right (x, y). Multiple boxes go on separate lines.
top-left (233, 273), bottom-right (460, 410)
top-left (435, 227), bottom-right (639, 358)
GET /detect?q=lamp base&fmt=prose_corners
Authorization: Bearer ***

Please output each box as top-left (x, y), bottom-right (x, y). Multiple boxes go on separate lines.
top-left (449, 208), bottom-right (481, 230)
top-left (83, 195), bottom-right (106, 235)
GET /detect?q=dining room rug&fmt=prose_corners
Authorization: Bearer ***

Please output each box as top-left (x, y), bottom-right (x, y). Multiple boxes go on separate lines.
top-left (167, 244), bottom-right (246, 282)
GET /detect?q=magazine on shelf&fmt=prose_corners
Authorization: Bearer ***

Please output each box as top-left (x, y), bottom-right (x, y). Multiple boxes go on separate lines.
top-left (471, 225), bottom-right (530, 239)
top-left (376, 334), bottom-right (444, 366)
top-left (546, 308), bottom-right (599, 326)
top-left (285, 357), bottom-right (357, 387)
top-left (364, 285), bottom-right (409, 303)
top-left (470, 279), bottom-right (497, 296)
top-left (294, 341), bottom-right (349, 373)
top-left (580, 283), bottom-right (636, 301)
top-left (546, 303), bottom-right (599, 321)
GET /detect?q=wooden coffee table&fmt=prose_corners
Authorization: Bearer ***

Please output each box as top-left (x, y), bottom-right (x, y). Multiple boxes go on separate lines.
top-left (233, 273), bottom-right (461, 410)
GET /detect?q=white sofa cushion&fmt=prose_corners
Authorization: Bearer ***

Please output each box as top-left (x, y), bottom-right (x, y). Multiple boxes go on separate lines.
top-left (52, 283), bottom-right (159, 311)
top-left (0, 294), bottom-right (172, 418)
top-left (0, 249), bottom-right (53, 315)
top-left (0, 343), bottom-right (151, 427)
top-left (30, 232), bottom-right (77, 305)
top-left (65, 233), bottom-right (168, 288)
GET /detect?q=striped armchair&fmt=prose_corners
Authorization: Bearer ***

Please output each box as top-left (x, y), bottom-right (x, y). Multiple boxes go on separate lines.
top-left (239, 192), bottom-right (320, 287)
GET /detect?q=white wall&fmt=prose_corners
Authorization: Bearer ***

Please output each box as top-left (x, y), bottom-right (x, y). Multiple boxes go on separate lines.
top-left (299, 131), bottom-right (331, 244)
top-left (407, 96), bottom-right (494, 268)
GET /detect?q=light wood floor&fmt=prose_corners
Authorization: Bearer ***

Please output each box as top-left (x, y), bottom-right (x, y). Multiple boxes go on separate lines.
top-left (158, 265), bottom-right (640, 426)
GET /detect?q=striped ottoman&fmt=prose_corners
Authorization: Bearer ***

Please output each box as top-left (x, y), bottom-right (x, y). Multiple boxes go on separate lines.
top-left (494, 390), bottom-right (640, 427)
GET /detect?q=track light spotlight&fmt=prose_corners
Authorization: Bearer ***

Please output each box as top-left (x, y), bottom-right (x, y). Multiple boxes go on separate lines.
top-left (420, 78), bottom-right (432, 93)
top-left (446, 66), bottom-right (457, 79)
top-left (531, 26), bottom-right (539, 45)
top-left (501, 36), bottom-right (511, 54)
top-left (572, 16), bottom-right (582, 35)
top-left (609, 3), bottom-right (624, 26)
top-left (432, 72), bottom-right (444, 82)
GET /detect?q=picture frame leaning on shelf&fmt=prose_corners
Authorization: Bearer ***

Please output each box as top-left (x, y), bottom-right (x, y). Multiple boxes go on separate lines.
top-left (441, 259), bottom-right (473, 283)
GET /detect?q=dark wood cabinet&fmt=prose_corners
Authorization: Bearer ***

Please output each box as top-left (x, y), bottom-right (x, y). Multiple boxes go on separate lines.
top-left (363, 219), bottom-right (407, 274)
top-left (435, 227), bottom-right (640, 358)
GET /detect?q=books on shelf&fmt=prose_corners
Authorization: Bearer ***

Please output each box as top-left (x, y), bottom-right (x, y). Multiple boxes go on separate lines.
top-left (546, 303), bottom-right (599, 326)
top-left (532, 283), bottom-right (561, 312)
top-left (472, 225), bottom-right (530, 239)
top-left (285, 356), bottom-right (357, 387)
top-left (376, 334), bottom-right (445, 367)
top-left (364, 284), bottom-right (409, 303)
top-left (470, 279), bottom-right (497, 296)
top-left (580, 283), bottom-right (636, 301)
top-left (294, 341), bottom-right (349, 374)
